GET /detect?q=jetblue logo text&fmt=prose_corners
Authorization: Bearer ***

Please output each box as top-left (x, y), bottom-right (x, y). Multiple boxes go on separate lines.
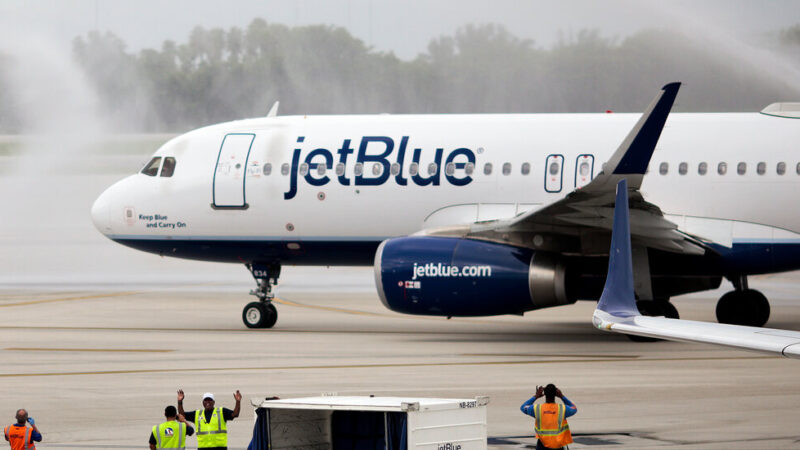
top-left (412, 263), bottom-right (492, 280)
top-left (284, 136), bottom-right (476, 199)
top-left (437, 444), bottom-right (461, 450)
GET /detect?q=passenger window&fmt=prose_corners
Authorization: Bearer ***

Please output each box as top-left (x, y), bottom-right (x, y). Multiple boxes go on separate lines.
top-left (659, 162), bottom-right (668, 175)
top-left (390, 163), bottom-right (400, 176)
top-left (299, 163), bottom-right (309, 176)
top-left (796, 162), bottom-right (800, 175)
top-left (262, 163), bottom-right (272, 176)
top-left (521, 162), bottom-right (531, 175)
top-left (777, 162), bottom-right (786, 175)
top-left (141, 157), bottom-right (161, 177)
top-left (484, 163), bottom-right (493, 175)
top-left (698, 162), bottom-right (707, 175)
top-left (737, 162), bottom-right (746, 175)
top-left (160, 157), bottom-right (176, 177)
top-left (445, 162), bottom-right (455, 176)
top-left (317, 163), bottom-right (326, 176)
top-left (372, 163), bottom-right (381, 176)
top-left (354, 163), bottom-right (364, 176)
top-left (757, 162), bottom-right (766, 175)
top-left (578, 162), bottom-right (590, 176)
top-left (409, 162), bottom-right (419, 176)
top-left (336, 163), bottom-right (345, 176)
top-left (549, 162), bottom-right (559, 175)
top-left (427, 162), bottom-right (438, 175)
top-left (718, 162), bottom-right (727, 175)
top-left (281, 163), bottom-right (290, 176)
top-left (465, 162), bottom-right (475, 175)
top-left (502, 162), bottom-right (511, 175)
top-left (678, 162), bottom-right (687, 175)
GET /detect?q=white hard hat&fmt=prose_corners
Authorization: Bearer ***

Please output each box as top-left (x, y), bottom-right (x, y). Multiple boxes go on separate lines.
top-left (202, 392), bottom-right (215, 401)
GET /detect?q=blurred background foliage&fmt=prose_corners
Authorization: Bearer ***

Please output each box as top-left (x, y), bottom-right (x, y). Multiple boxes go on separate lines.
top-left (3, 19), bottom-right (800, 132)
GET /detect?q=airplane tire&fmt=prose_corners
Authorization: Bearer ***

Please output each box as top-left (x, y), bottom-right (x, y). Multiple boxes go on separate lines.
top-left (716, 290), bottom-right (770, 327)
top-left (660, 301), bottom-right (680, 319)
top-left (262, 303), bottom-right (278, 328)
top-left (627, 301), bottom-right (667, 342)
top-left (749, 290), bottom-right (770, 327)
top-left (243, 302), bottom-right (267, 328)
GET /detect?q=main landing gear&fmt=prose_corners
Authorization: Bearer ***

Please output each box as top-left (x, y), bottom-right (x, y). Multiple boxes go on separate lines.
top-left (242, 263), bottom-right (281, 329)
top-left (627, 299), bottom-right (679, 342)
top-left (715, 275), bottom-right (770, 327)
top-left (636, 299), bottom-right (679, 320)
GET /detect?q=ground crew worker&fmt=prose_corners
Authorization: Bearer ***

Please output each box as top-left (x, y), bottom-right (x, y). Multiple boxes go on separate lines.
top-left (4, 409), bottom-right (42, 450)
top-left (178, 389), bottom-right (241, 450)
top-left (520, 384), bottom-right (576, 450)
top-left (149, 406), bottom-right (194, 450)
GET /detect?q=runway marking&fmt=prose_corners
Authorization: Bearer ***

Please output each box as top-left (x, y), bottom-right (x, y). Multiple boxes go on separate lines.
top-left (0, 283), bottom-right (225, 308)
top-left (0, 291), bottom-right (141, 307)
top-left (5, 347), bottom-right (173, 353)
top-left (0, 324), bottom-right (528, 334)
top-left (0, 355), bottom-right (774, 378)
top-left (462, 353), bottom-right (639, 359)
top-left (273, 297), bottom-right (501, 324)
top-left (273, 297), bottom-right (384, 317)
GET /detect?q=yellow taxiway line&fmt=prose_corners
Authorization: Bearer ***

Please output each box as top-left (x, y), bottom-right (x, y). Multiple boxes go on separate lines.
top-left (0, 355), bottom-right (773, 378)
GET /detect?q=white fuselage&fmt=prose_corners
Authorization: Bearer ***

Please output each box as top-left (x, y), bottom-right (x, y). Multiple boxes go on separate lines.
top-left (91, 112), bottom-right (800, 267)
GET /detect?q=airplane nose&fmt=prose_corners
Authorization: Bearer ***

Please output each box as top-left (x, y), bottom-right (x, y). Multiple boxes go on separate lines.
top-left (91, 188), bottom-right (112, 235)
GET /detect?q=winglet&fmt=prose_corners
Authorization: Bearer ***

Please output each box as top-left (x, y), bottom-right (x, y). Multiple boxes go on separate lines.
top-left (595, 179), bottom-right (640, 318)
top-left (267, 101), bottom-right (280, 118)
top-left (608, 82), bottom-right (680, 175)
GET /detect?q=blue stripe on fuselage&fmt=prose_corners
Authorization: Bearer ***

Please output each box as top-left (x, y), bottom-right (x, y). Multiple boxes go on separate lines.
top-left (109, 236), bottom-right (800, 275)
top-left (110, 236), bottom-right (383, 265)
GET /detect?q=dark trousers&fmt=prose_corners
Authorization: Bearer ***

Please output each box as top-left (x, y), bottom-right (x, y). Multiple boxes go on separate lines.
top-left (537, 440), bottom-right (565, 450)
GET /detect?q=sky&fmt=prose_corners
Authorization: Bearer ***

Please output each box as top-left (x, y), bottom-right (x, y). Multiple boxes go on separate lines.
top-left (1, 0), bottom-right (799, 59)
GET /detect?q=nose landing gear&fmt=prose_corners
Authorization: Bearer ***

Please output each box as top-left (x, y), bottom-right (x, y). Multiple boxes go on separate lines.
top-left (242, 263), bottom-right (281, 328)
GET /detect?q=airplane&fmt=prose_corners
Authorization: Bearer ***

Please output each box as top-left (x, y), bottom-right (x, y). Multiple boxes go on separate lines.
top-left (91, 82), bottom-right (800, 330)
top-left (593, 178), bottom-right (800, 358)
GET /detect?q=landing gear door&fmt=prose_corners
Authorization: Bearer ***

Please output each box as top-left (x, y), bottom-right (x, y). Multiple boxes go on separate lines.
top-left (544, 154), bottom-right (564, 193)
top-left (213, 133), bottom-right (255, 209)
top-left (574, 154), bottom-right (594, 188)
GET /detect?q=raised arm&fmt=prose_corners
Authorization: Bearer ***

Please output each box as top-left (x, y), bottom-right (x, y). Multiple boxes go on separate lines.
top-left (520, 386), bottom-right (544, 417)
top-left (232, 390), bottom-right (242, 418)
top-left (556, 388), bottom-right (577, 418)
top-left (27, 417), bottom-right (42, 442)
top-left (177, 389), bottom-right (186, 417)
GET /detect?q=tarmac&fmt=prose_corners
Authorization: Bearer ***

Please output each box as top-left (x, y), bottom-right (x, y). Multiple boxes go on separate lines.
top-left (1, 155), bottom-right (800, 448)
top-left (1, 276), bottom-right (800, 449)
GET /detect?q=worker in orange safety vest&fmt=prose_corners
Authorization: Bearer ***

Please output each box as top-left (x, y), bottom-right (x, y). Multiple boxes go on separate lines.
top-left (4, 409), bottom-right (42, 450)
top-left (520, 384), bottom-right (576, 450)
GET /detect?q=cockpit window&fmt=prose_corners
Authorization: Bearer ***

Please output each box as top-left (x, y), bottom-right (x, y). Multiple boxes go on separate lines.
top-left (141, 157), bottom-right (161, 176)
top-left (160, 157), bottom-right (176, 177)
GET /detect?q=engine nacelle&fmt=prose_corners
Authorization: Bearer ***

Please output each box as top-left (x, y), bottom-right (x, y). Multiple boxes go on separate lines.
top-left (374, 236), bottom-right (575, 317)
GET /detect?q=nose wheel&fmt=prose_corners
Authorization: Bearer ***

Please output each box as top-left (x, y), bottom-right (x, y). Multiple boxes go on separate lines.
top-left (243, 302), bottom-right (278, 328)
top-left (243, 263), bottom-right (281, 329)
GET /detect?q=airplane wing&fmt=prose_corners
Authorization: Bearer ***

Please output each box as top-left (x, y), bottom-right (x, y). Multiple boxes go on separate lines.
top-left (592, 179), bottom-right (800, 359)
top-left (425, 82), bottom-right (708, 256)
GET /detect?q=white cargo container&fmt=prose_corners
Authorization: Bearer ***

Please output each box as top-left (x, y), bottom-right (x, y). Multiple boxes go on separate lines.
top-left (250, 395), bottom-right (489, 450)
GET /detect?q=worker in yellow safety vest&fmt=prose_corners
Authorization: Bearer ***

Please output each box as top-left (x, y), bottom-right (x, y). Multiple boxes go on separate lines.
top-left (520, 384), bottom-right (576, 450)
top-left (178, 389), bottom-right (241, 450)
top-left (149, 406), bottom-right (194, 450)
top-left (4, 409), bottom-right (42, 450)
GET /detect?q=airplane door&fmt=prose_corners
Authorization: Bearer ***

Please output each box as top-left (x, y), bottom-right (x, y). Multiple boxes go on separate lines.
top-left (544, 154), bottom-right (564, 193)
top-left (213, 133), bottom-right (255, 208)
top-left (574, 154), bottom-right (595, 188)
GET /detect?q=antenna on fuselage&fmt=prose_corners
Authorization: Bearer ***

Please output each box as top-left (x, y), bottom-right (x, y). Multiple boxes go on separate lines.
top-left (267, 101), bottom-right (280, 118)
